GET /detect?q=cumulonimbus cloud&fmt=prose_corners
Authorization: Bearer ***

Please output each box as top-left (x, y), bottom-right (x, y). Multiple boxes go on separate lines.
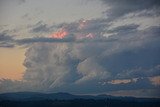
top-left (0, 0), bottom-right (160, 97)
top-left (17, 25), bottom-right (159, 94)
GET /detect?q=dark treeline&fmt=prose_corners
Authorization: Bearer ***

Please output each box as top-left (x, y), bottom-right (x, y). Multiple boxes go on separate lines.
top-left (0, 99), bottom-right (160, 107)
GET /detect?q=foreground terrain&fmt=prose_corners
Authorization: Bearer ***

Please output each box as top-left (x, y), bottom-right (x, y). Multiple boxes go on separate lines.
top-left (0, 92), bottom-right (159, 107)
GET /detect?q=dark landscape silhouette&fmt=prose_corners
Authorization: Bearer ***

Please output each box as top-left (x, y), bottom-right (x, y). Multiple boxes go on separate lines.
top-left (0, 92), bottom-right (160, 107)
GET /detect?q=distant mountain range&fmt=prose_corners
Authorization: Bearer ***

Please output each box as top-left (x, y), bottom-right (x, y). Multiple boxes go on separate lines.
top-left (0, 92), bottom-right (159, 101)
top-left (0, 92), bottom-right (160, 107)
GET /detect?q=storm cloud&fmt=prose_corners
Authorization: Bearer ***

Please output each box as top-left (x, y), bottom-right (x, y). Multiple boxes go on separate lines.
top-left (0, 0), bottom-right (160, 97)
top-left (101, 0), bottom-right (160, 20)
top-left (0, 32), bottom-right (15, 48)
top-left (13, 25), bottom-right (159, 95)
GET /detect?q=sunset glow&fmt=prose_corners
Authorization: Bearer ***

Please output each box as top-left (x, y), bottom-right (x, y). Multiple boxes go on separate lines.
top-left (51, 29), bottom-right (68, 39)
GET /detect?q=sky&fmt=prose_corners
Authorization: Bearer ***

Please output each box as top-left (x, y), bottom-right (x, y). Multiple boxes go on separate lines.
top-left (0, 0), bottom-right (160, 98)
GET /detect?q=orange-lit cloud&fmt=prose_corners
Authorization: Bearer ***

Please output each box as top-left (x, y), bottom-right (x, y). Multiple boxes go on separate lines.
top-left (51, 29), bottom-right (68, 39)
top-left (105, 78), bottom-right (138, 85)
top-left (49, 19), bottom-right (97, 41)
top-left (108, 79), bottom-right (132, 84)
top-left (149, 76), bottom-right (160, 86)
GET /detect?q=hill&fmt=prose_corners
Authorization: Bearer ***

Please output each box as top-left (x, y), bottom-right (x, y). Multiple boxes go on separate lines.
top-left (0, 92), bottom-right (160, 107)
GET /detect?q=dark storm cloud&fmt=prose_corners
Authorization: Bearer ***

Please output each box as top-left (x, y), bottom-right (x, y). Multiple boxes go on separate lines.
top-left (116, 65), bottom-right (160, 79)
top-left (47, 77), bottom-right (158, 94)
top-left (16, 37), bottom-right (75, 44)
top-left (29, 18), bottom-right (109, 36)
top-left (1, 18), bottom-right (116, 46)
top-left (0, 33), bottom-right (13, 41)
top-left (100, 42), bottom-right (160, 79)
top-left (15, 25), bottom-right (159, 95)
top-left (15, 36), bottom-right (117, 46)
top-left (31, 24), bottom-right (50, 33)
top-left (107, 24), bottom-right (139, 34)
top-left (30, 21), bottom-right (51, 33)
top-left (0, 24), bottom-right (160, 97)
top-left (0, 32), bottom-right (15, 48)
top-left (101, 0), bottom-right (160, 20)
